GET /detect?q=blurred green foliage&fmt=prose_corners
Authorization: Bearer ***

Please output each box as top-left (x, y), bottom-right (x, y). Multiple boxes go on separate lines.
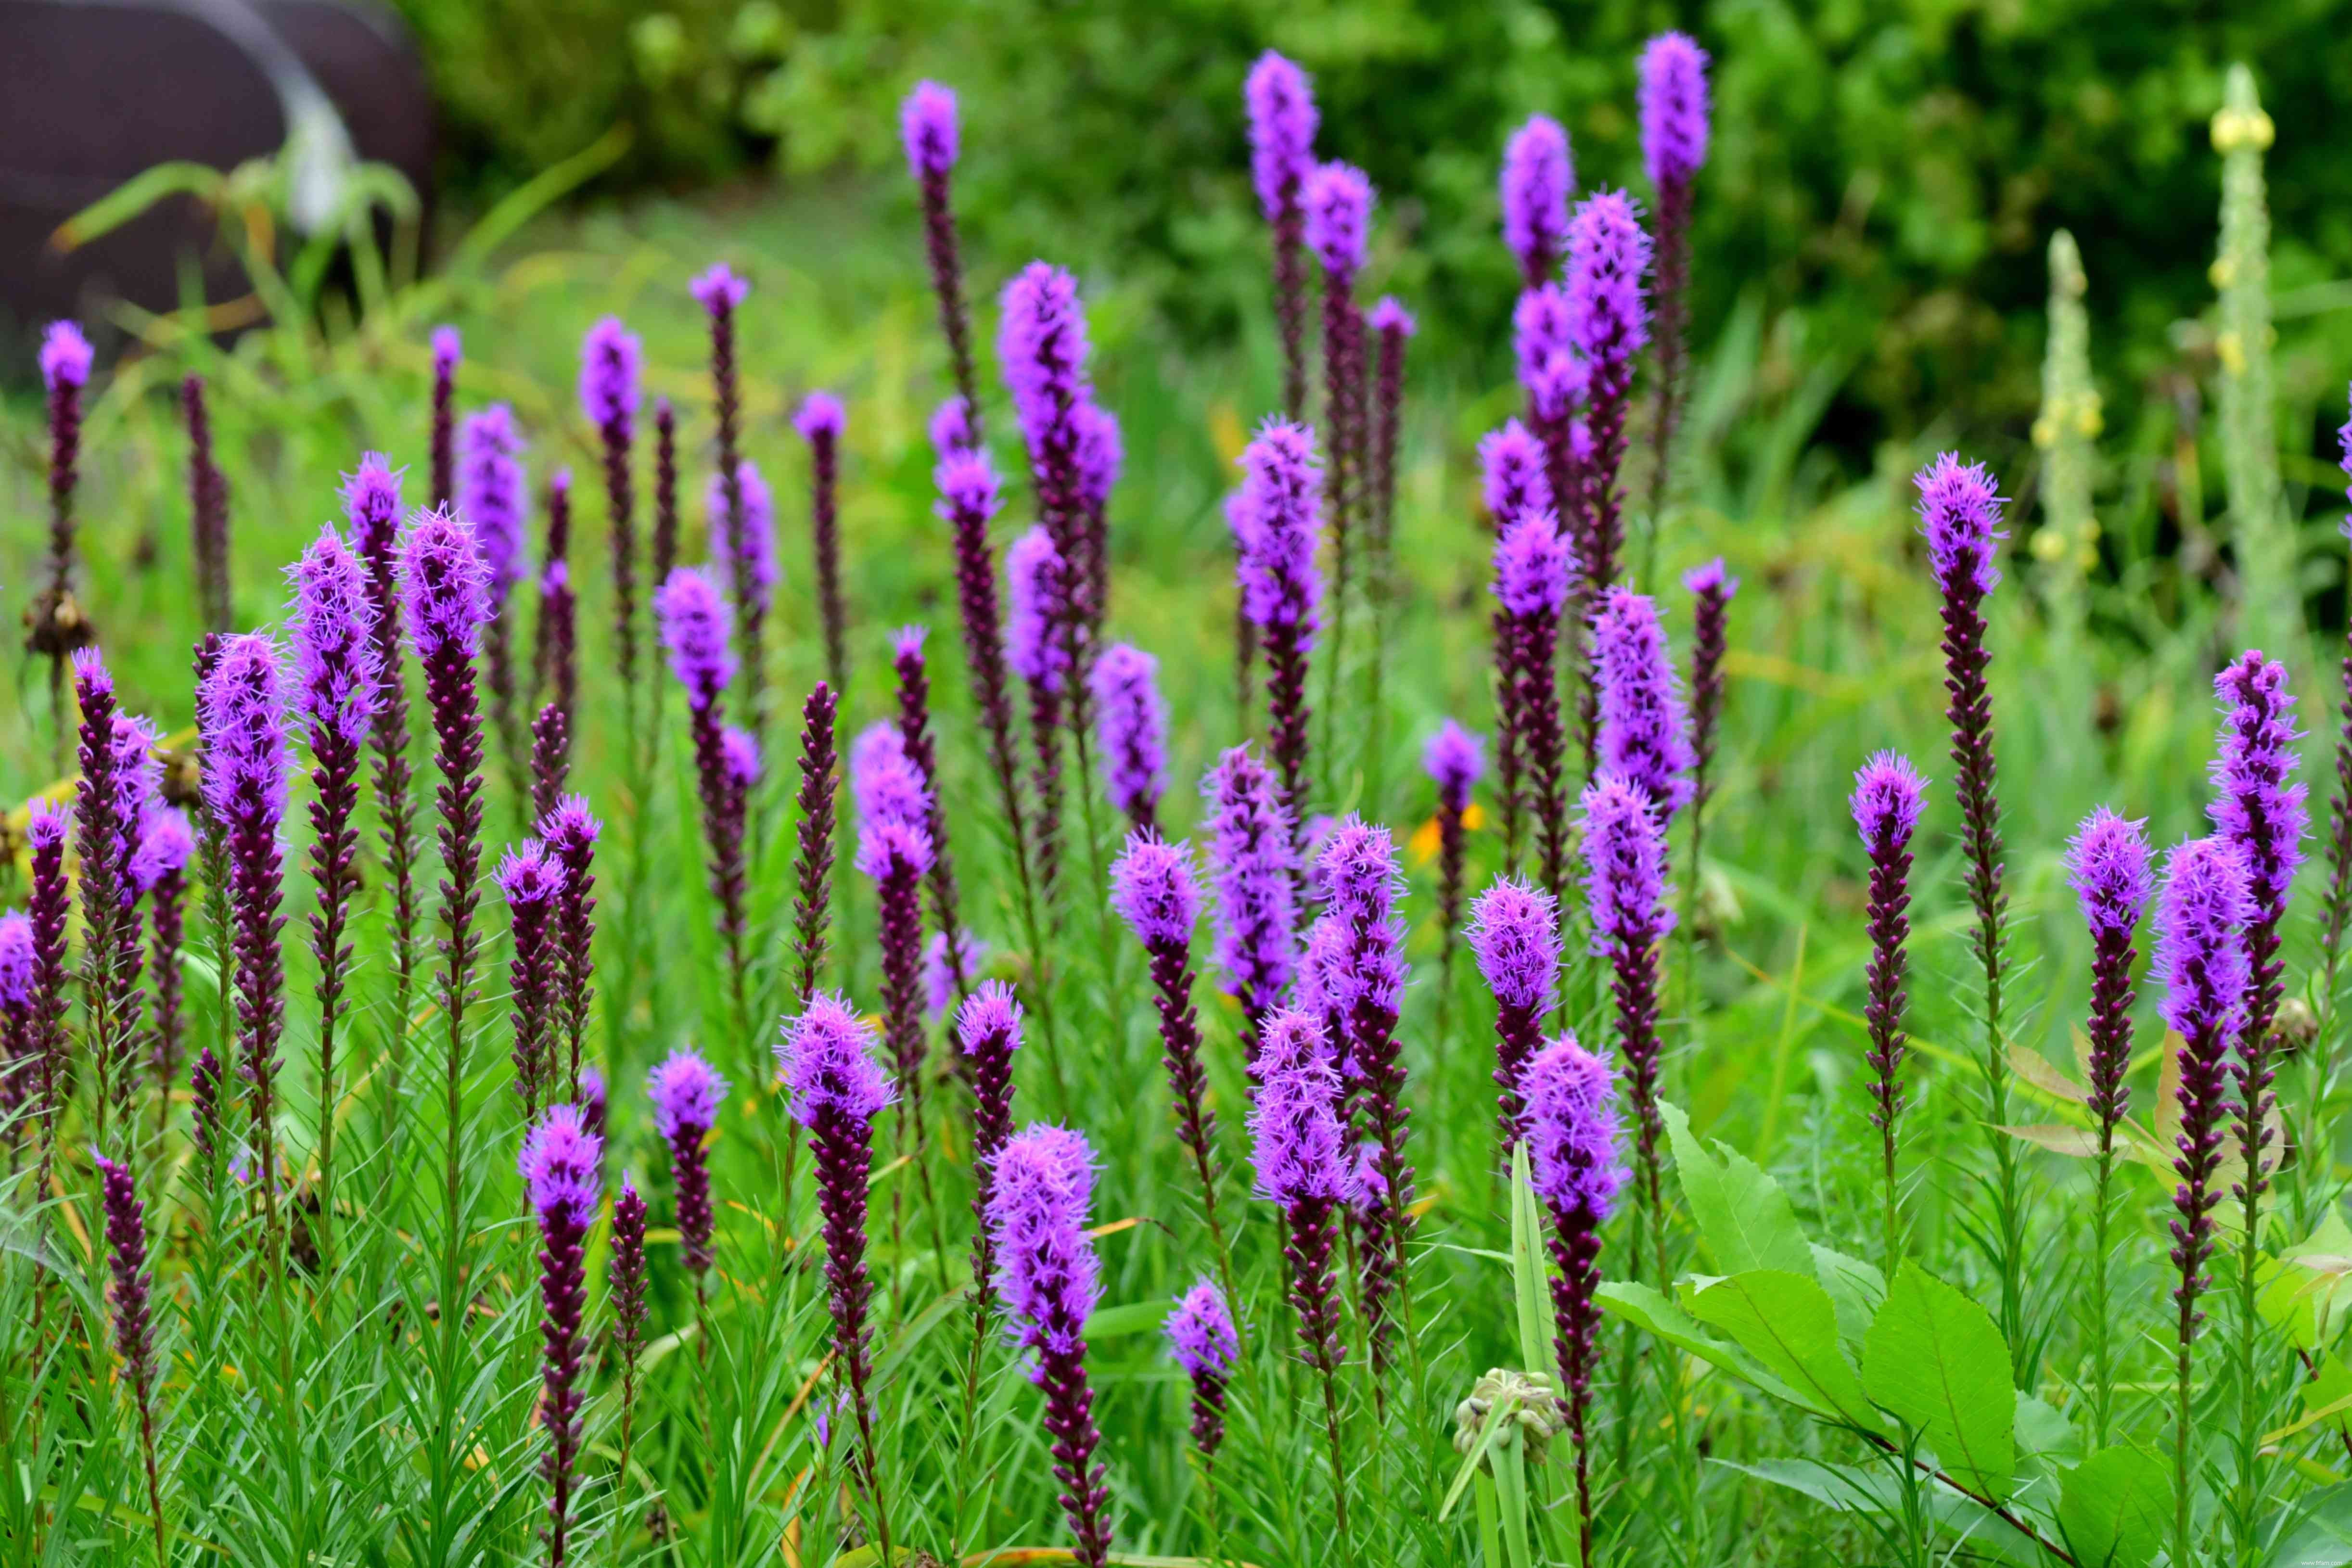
top-left (387, 0), bottom-right (2352, 466)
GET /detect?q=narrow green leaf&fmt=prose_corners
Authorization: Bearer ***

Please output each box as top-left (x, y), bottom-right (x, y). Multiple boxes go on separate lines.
top-left (1437, 1390), bottom-right (1518, 1522)
top-left (2057, 1446), bottom-right (2171, 1568)
top-left (1509, 1141), bottom-right (1549, 1375)
top-left (1493, 1428), bottom-right (1535, 1568)
top-left (1861, 1261), bottom-right (2016, 1500)
top-left (1661, 1100), bottom-right (1812, 1277)
top-left (1686, 1270), bottom-right (1875, 1425)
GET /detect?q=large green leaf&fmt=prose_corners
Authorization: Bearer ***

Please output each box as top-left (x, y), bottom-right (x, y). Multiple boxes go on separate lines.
top-left (2276, 1481), bottom-right (2352, 1567)
top-left (1861, 1262), bottom-right (2017, 1501)
top-left (2057, 1446), bottom-right (2170, 1568)
top-left (1596, 1280), bottom-right (1803, 1406)
top-left (1810, 1243), bottom-right (1886, 1348)
top-left (1661, 1100), bottom-right (1812, 1277)
top-left (1685, 1270), bottom-right (1875, 1426)
top-left (1717, 1459), bottom-right (2044, 1567)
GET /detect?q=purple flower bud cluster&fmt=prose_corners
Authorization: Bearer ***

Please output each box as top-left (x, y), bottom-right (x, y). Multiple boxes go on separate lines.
top-left (32, 322), bottom-right (95, 677)
top-left (2069, 809), bottom-right (2151, 1144)
top-left (935, 446), bottom-right (1037, 903)
top-left (902, 82), bottom-right (982, 431)
top-left (794, 394), bottom-right (848, 694)
top-left (1682, 558), bottom-right (1738, 852)
top-left (2157, 836), bottom-right (2250, 1354)
top-left (0, 913), bottom-right (32, 1119)
top-left (609, 1171), bottom-right (650, 1481)
top-left (1305, 163), bottom-right (1374, 620)
top-left (1512, 283), bottom-right (1586, 518)
top-left (1112, 833), bottom-right (1228, 1241)
top-left (1502, 115), bottom-right (1574, 285)
top-left (1640, 33), bottom-right (1709, 527)
top-left (1368, 295), bottom-right (1414, 569)
top-left (97, 1152), bottom-right (168, 1554)
top-left (581, 316), bottom-right (643, 687)
top-left (1008, 524), bottom-right (1072, 902)
top-left (1231, 422), bottom-right (1324, 843)
top-left (1851, 752), bottom-right (1925, 1258)
top-left (1580, 773), bottom-right (1675, 1275)
top-left (499, 840), bottom-right (562, 1116)
top-left (344, 455), bottom-right (422, 1032)
top-left (1202, 746), bottom-right (1299, 1046)
top-left (1424, 720), bottom-right (1484, 970)
top-left (1592, 586), bottom-right (1694, 821)
top-left (958, 981), bottom-right (1025, 1307)
top-left (70, 650), bottom-right (147, 1133)
top-left (1640, 32), bottom-right (1713, 191)
top-left (649, 1049), bottom-right (727, 1279)
top-left (1091, 642), bottom-right (1167, 835)
top-left (1246, 51), bottom-right (1319, 420)
top-left (429, 326), bottom-right (460, 508)
top-left (988, 1125), bottom-right (1114, 1566)
top-left (1165, 1278), bottom-right (1238, 1463)
top-left (22, 804), bottom-right (71, 1165)
top-left (893, 625), bottom-right (973, 1009)
top-left (182, 373), bottom-right (232, 634)
top-left (860, 812), bottom-right (937, 1112)
top-left (790, 683), bottom-right (840, 1006)
top-left (1566, 191), bottom-right (1651, 602)
top-left (1469, 877), bottom-right (1559, 1150)
top-left (693, 264), bottom-right (758, 718)
top-left (998, 261), bottom-right (1105, 689)
top-left (657, 568), bottom-right (753, 977)
top-left (518, 1103), bottom-right (600, 1566)
top-left (1489, 507), bottom-right (1573, 888)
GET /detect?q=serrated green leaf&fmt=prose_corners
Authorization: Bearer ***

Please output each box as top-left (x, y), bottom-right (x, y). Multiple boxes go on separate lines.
top-left (1809, 1243), bottom-right (1885, 1348)
top-left (1596, 1280), bottom-right (1804, 1406)
top-left (1661, 1100), bottom-right (1812, 1277)
top-left (1718, 1459), bottom-right (2045, 1566)
top-left (1862, 1261), bottom-right (2016, 1500)
top-left (2057, 1446), bottom-right (2170, 1568)
top-left (2275, 1480), bottom-right (2352, 1566)
top-left (1687, 1270), bottom-right (1875, 1426)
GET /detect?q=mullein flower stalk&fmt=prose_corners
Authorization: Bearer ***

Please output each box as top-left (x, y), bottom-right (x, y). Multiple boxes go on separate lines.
top-left (1424, 722), bottom-right (1484, 975)
top-left (289, 524), bottom-right (382, 1269)
top-left (2209, 650), bottom-right (2307, 1557)
top-left (794, 394), bottom-right (850, 700)
top-left (97, 1154), bottom-right (169, 1567)
top-left (657, 568), bottom-right (752, 1020)
top-left (1469, 878), bottom-right (1561, 1155)
top-left (790, 682), bottom-right (839, 1006)
top-left (1246, 52), bottom-right (1318, 421)
top-left (1520, 1036), bottom-right (1627, 1565)
top-left (580, 316), bottom-right (642, 692)
top-left (1850, 753), bottom-right (1925, 1265)
top-left (31, 323), bottom-right (96, 762)
top-left (1682, 558), bottom-right (1738, 893)
top-left (1315, 817), bottom-right (1417, 1367)
top-left (1581, 775), bottom-right (1675, 1283)
top-left (1202, 745), bottom-right (1298, 1053)
top-left (520, 1105), bottom-right (601, 1568)
top-left (1566, 191), bottom-right (1651, 611)
top-left (693, 264), bottom-right (757, 717)
top-left (650, 1049), bottom-right (726, 1323)
top-left (1638, 33), bottom-right (1709, 527)
top-left (2032, 231), bottom-right (2101, 625)
top-left (895, 626), bottom-right (973, 1003)
top-left (499, 843), bottom-right (561, 1118)
top-left (429, 327), bottom-right (459, 508)
top-left (1917, 451), bottom-right (2027, 1361)
top-left (183, 371), bottom-right (232, 633)
top-left (990, 1126), bottom-right (1116, 1566)
top-left (1166, 1279), bottom-right (1239, 1475)
top-left (1009, 525), bottom-right (1072, 907)
top-left (134, 809), bottom-right (193, 1122)
top-left (1092, 643), bottom-right (1167, 838)
top-left (533, 470), bottom-right (577, 747)
top-left (609, 1173), bottom-right (650, 1514)
top-left (403, 506), bottom-right (494, 1309)
top-left (781, 996), bottom-right (897, 1556)
top-left (71, 650), bottom-right (144, 1144)
top-left (460, 405), bottom-right (530, 802)
top-left (1492, 510), bottom-right (1572, 895)
top-left (1304, 163), bottom-right (1371, 709)
top-left (1250, 1052), bottom-right (1356, 1540)
top-left (2157, 836), bottom-right (2251, 1568)
top-left (540, 797), bottom-right (600, 1100)
top-left (2211, 67), bottom-right (2294, 640)
top-left (345, 456), bottom-right (421, 1096)
top-left (1231, 423), bottom-right (1324, 860)
top-left (903, 82), bottom-right (981, 427)
top-left (2067, 807), bottom-right (2151, 1451)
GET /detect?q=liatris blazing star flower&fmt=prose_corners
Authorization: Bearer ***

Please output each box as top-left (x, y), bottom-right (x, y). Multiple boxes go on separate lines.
top-left (1469, 876), bottom-right (1560, 1150)
top-left (652, 397), bottom-right (680, 595)
top-left (1073, 398), bottom-right (1121, 632)
top-left (932, 396), bottom-right (978, 460)
top-left (1091, 642), bottom-right (1167, 837)
top-left (2156, 834), bottom-right (2251, 1564)
top-left (925, 931), bottom-right (985, 1021)
top-left (540, 795), bottom-right (601, 1100)
top-left (989, 1125), bottom-right (1115, 1565)
top-left (183, 372), bottom-right (232, 633)
top-left (23, 804), bottom-right (71, 1169)
top-left (1424, 720), bottom-right (1484, 973)
top-left (429, 327), bottom-right (460, 508)
top-left (1112, 833), bottom-right (1229, 1250)
top-left (96, 1153), bottom-right (168, 1563)
top-left (188, 1045), bottom-right (226, 1167)
top-left (534, 470), bottom-right (577, 738)
top-left (1639, 32), bottom-right (1710, 525)
top-left (200, 633), bottom-right (292, 1199)
top-left (1682, 557), bottom-right (1737, 879)
top-left (1566, 191), bottom-right (1651, 603)
top-left (1850, 752), bottom-right (1925, 1264)
top-left (1246, 51), bottom-right (1319, 421)
top-left (649, 1049), bottom-right (726, 1285)
top-left (999, 262), bottom-right (1096, 645)
top-left (1314, 817), bottom-right (1416, 1362)
top-left (790, 682), bottom-right (839, 1006)
top-left (1593, 586), bottom-right (1694, 822)
top-left (1492, 510), bottom-right (1573, 891)
top-left (860, 817), bottom-right (937, 1109)
top-left (693, 263), bottom-right (756, 707)
top-left (1232, 422), bottom-right (1324, 852)
top-left (499, 841), bottom-right (561, 1116)
top-left (937, 446), bottom-right (1038, 901)
top-left (578, 1067), bottom-right (606, 1147)
top-left (1513, 282), bottom-right (1587, 523)
top-left (2067, 805), bottom-right (2151, 1449)
top-left (1519, 1034), bottom-right (1625, 1562)
top-left (902, 80), bottom-right (980, 421)
top-left (2325, 391), bottom-right (2352, 1002)
top-left (0, 912), bottom-right (34, 1120)
top-left (1581, 773), bottom-right (1675, 1281)
top-left (894, 625), bottom-right (973, 1005)
top-left (530, 704), bottom-right (568, 827)
top-left (71, 650), bottom-right (145, 1138)
top-left (1250, 1056), bottom-right (1356, 1537)
top-left (1367, 296), bottom-right (1414, 588)
top-left (851, 722), bottom-right (922, 828)
top-left (958, 979), bottom-right (1024, 1331)
top-left (579, 316), bottom-right (643, 689)
top-left (289, 523), bottom-right (380, 1258)
top-left (460, 404), bottom-right (530, 785)
top-left (708, 454), bottom-right (780, 714)
top-left (792, 392), bottom-right (848, 696)
top-left (657, 567), bottom-right (752, 994)
top-left (1916, 451), bottom-right (2024, 1348)
top-left (1009, 524), bottom-right (1072, 902)
top-left (519, 1103), bottom-right (601, 1568)
top-left (609, 1171), bottom-right (650, 1496)
top-left (344, 454), bottom-right (421, 1057)
top-left (1502, 115), bottom-right (1574, 287)
top-left (1166, 1278), bottom-right (1240, 1467)
top-left (780, 994), bottom-right (897, 1552)
top-left (31, 322), bottom-right (96, 736)
top-left (1202, 745), bottom-right (1298, 1047)
top-left (1304, 162), bottom-right (1372, 636)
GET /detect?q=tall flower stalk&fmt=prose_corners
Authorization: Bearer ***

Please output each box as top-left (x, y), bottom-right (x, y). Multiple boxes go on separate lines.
top-left (1514, 283), bottom-right (1585, 556)
top-left (903, 81), bottom-right (980, 421)
top-left (862, 803), bottom-right (948, 1293)
top-left (894, 626), bottom-right (972, 1003)
top-left (345, 456), bottom-right (420, 1101)
top-left (1424, 721), bottom-right (1484, 976)
top-left (134, 809), bottom-right (194, 1120)
top-left (2067, 807), bottom-right (2151, 1451)
top-left (519, 1104), bottom-right (601, 1568)
top-left (288, 524), bottom-right (382, 1270)
top-left (2156, 835), bottom-right (2250, 1568)
top-left (580, 316), bottom-right (643, 694)
top-left (652, 399), bottom-right (680, 607)
top-left (989, 1125), bottom-right (1116, 1566)
top-left (1092, 643), bottom-right (1167, 839)
top-left (1367, 296), bottom-right (1413, 587)
top-left (780, 995), bottom-right (896, 1556)
top-left (71, 650), bottom-right (145, 1145)
top-left (499, 842), bottom-right (561, 1117)
top-left (1565, 190), bottom-right (1651, 612)
top-left (460, 404), bottom-right (530, 799)
top-left (650, 1049), bottom-right (726, 1327)
top-left (1917, 451), bottom-right (2026, 1361)
top-left (1850, 752), bottom-right (1924, 1266)
top-left (532, 471), bottom-right (577, 758)
top-left (1166, 1279), bottom-right (1239, 1483)
top-left (1245, 51), bottom-right (1319, 423)
top-left (948, 981), bottom-right (1024, 1539)
top-left (1638, 33), bottom-right (1710, 530)
top-left (1304, 161), bottom-right (1371, 716)
top-left (796, 395), bottom-right (850, 700)
top-left (657, 567), bottom-right (752, 1022)
top-left (1682, 558), bottom-right (1738, 894)
top-left (0, 915), bottom-right (30, 1128)
top-left (1231, 422), bottom-right (1324, 860)
top-left (694, 265), bottom-right (757, 720)
top-left (1009, 524), bottom-right (1072, 908)
top-left (1202, 745), bottom-right (1298, 1054)
top-left (31, 322), bottom-right (96, 761)
top-left (1519, 1035), bottom-right (1626, 1565)
top-left (23, 805), bottom-right (71, 1198)
top-left (429, 327), bottom-right (460, 508)
top-left (97, 1154), bottom-right (169, 1567)
top-left (1480, 419), bottom-right (1554, 869)
top-left (790, 682), bottom-right (839, 1007)
top-left (1492, 511), bottom-right (1573, 898)
top-left (608, 1173), bottom-right (650, 1514)
top-left (936, 445), bottom-right (1041, 911)
top-left (1470, 878), bottom-right (1562, 1157)
top-left (1580, 775), bottom-right (1675, 1283)
top-left (540, 797), bottom-right (601, 1100)
top-left (183, 371), bottom-right (232, 634)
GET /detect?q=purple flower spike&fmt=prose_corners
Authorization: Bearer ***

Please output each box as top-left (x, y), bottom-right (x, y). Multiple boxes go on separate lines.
top-left (2070, 807), bottom-right (2151, 1138)
top-left (1246, 50), bottom-right (1318, 422)
top-left (793, 394), bottom-right (848, 692)
top-left (958, 978), bottom-right (1023, 1311)
top-left (1112, 833), bottom-right (1201, 950)
top-left (649, 1049), bottom-right (726, 1279)
top-left (1518, 1033), bottom-right (1622, 1557)
top-left (1202, 745), bottom-right (1298, 1045)
top-left (999, 261), bottom-right (1090, 467)
top-left (1502, 115), bottom-right (1575, 286)
top-left (1303, 162), bottom-right (1371, 280)
top-left (96, 1152), bottom-right (167, 1554)
top-left (987, 1124), bottom-right (1114, 1565)
top-left (428, 328), bottom-right (460, 507)
top-left (691, 264), bottom-right (750, 315)
top-left (1918, 453), bottom-right (2008, 599)
top-left (1425, 720), bottom-right (1484, 970)
top-left (1852, 751), bottom-right (1926, 1260)
top-left (459, 405), bottom-right (529, 607)
top-left (790, 684), bottom-right (840, 1006)
top-left (1166, 1277), bottom-right (1238, 1464)
top-left (1682, 557), bottom-right (1738, 849)
top-left (655, 567), bottom-right (737, 710)
top-left (539, 795), bottom-right (600, 1101)
top-left (1565, 191), bottom-right (1651, 608)
top-left (861, 818), bottom-right (937, 1124)
top-left (1008, 526), bottom-right (1072, 691)
top-left (1468, 876), bottom-right (1559, 1145)
top-left (1581, 774), bottom-right (1674, 1276)
top-left (901, 78), bottom-right (958, 178)
top-left (39, 321), bottom-right (92, 390)
top-left (69, 650), bottom-right (148, 1135)
top-left (499, 840), bottom-right (562, 1116)
top-left (931, 398), bottom-right (978, 461)
top-left (1091, 643), bottom-right (1167, 835)
top-left (1112, 830), bottom-right (1227, 1254)
top-left (1250, 1052), bottom-right (1356, 1529)
top-left (578, 316), bottom-right (641, 435)
top-left (1233, 421), bottom-right (1323, 846)
top-left (1639, 33), bottom-right (1713, 190)
top-left (1491, 509), bottom-right (1572, 889)
top-left (0, 910), bottom-right (34, 1115)
top-left (1592, 586), bottom-right (1694, 820)
top-left (705, 460), bottom-right (778, 616)
top-left (520, 1102), bottom-right (601, 1568)
top-left (401, 506), bottom-right (493, 663)
top-left (1481, 420), bottom-right (1556, 530)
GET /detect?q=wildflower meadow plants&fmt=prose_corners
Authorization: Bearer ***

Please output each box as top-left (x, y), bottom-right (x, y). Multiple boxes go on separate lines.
top-left (20, 39), bottom-right (2352, 1568)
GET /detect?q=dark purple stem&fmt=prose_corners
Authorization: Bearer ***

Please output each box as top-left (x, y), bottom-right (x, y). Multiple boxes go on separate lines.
top-left (1860, 818), bottom-right (1913, 1263)
top-left (1545, 1196), bottom-right (1604, 1566)
top-left (1645, 177), bottom-right (1694, 529)
top-left (1280, 1195), bottom-right (1350, 1539)
top-left (183, 373), bottom-right (232, 633)
top-left (790, 684), bottom-right (838, 1007)
top-left (807, 421), bottom-right (847, 701)
top-left (535, 1186), bottom-right (588, 1568)
top-left (918, 164), bottom-right (981, 437)
top-left (895, 638), bottom-right (971, 1003)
